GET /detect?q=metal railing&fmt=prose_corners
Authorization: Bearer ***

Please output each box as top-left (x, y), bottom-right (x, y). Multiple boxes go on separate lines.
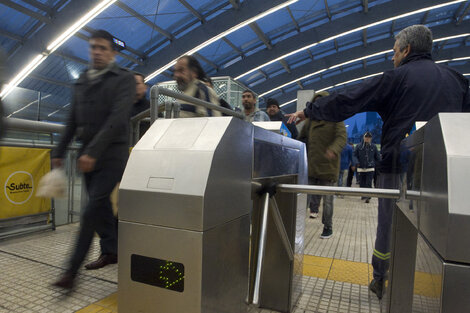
top-left (0, 117), bottom-right (80, 239)
top-left (150, 86), bottom-right (245, 122)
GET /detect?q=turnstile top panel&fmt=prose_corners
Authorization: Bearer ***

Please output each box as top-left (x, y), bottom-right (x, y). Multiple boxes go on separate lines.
top-left (119, 117), bottom-right (253, 231)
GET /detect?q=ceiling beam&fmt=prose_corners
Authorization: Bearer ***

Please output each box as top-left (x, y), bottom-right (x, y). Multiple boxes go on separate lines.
top-left (456, 3), bottom-right (470, 25)
top-left (134, 0), bottom-right (289, 78)
top-left (363, 0), bottom-right (368, 13)
top-left (0, 0), bottom-right (51, 24)
top-left (279, 59), bottom-right (291, 74)
top-left (193, 52), bottom-right (219, 70)
top-left (30, 74), bottom-right (72, 88)
top-left (115, 1), bottom-right (173, 41)
top-left (54, 51), bottom-right (88, 65)
top-left (363, 29), bottom-right (367, 47)
top-left (286, 7), bottom-right (300, 32)
top-left (421, 11), bottom-right (429, 24)
top-left (251, 20), bottom-right (470, 97)
top-left (250, 22), bottom-right (272, 49)
top-left (222, 37), bottom-right (245, 57)
top-left (324, 0), bottom-right (331, 20)
top-left (21, 0), bottom-right (53, 15)
top-left (216, 0), bottom-right (462, 79)
top-left (229, 0), bottom-right (240, 10)
top-left (178, 0), bottom-right (205, 23)
top-left (0, 29), bottom-right (24, 43)
top-left (5, 0), bottom-right (101, 80)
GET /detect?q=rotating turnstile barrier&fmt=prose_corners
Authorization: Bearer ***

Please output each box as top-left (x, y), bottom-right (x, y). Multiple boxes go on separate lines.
top-left (118, 116), bottom-right (307, 313)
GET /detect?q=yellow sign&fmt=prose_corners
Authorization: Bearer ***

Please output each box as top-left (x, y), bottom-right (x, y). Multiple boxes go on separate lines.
top-left (0, 147), bottom-right (51, 219)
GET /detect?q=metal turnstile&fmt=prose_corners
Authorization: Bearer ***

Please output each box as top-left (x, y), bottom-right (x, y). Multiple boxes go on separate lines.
top-left (118, 116), bottom-right (307, 313)
top-left (383, 113), bottom-right (470, 313)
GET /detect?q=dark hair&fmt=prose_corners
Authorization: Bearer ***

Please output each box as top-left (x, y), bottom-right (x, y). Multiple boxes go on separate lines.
top-left (134, 71), bottom-right (145, 80)
top-left (266, 98), bottom-right (279, 108)
top-left (179, 55), bottom-right (208, 81)
top-left (90, 29), bottom-right (116, 50)
top-left (364, 131), bottom-right (373, 137)
top-left (243, 90), bottom-right (256, 99)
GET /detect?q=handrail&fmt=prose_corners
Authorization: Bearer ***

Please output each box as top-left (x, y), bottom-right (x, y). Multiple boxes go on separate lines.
top-left (3, 117), bottom-right (65, 134)
top-left (150, 86), bottom-right (245, 120)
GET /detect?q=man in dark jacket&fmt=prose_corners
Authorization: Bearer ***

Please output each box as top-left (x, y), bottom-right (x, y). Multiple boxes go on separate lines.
top-left (131, 72), bottom-right (150, 139)
top-left (288, 25), bottom-right (470, 299)
top-left (354, 132), bottom-right (380, 203)
top-left (298, 91), bottom-right (346, 239)
top-left (52, 30), bottom-right (135, 289)
top-left (266, 98), bottom-right (298, 139)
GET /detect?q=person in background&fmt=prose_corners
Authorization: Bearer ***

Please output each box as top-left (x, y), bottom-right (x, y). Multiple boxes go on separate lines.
top-left (266, 98), bottom-right (298, 139)
top-left (354, 131), bottom-right (380, 203)
top-left (346, 142), bottom-right (356, 187)
top-left (51, 29), bottom-right (135, 289)
top-left (173, 55), bottom-right (221, 117)
top-left (131, 72), bottom-right (150, 138)
top-left (338, 142), bottom-right (354, 192)
top-left (287, 25), bottom-right (469, 299)
top-left (298, 91), bottom-right (346, 239)
top-left (241, 90), bottom-right (270, 122)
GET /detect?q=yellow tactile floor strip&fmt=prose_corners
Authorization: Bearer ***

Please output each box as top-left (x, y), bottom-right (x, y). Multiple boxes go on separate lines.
top-left (76, 255), bottom-right (441, 312)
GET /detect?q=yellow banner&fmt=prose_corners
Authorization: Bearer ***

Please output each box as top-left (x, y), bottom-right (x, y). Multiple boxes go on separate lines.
top-left (0, 147), bottom-right (51, 219)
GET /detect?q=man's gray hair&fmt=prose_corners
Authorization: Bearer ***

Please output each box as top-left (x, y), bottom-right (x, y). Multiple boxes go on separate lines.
top-left (395, 25), bottom-right (433, 53)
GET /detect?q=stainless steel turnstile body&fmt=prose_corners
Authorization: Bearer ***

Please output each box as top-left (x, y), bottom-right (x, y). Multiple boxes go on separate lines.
top-left (386, 113), bottom-right (470, 313)
top-left (118, 117), bottom-right (306, 313)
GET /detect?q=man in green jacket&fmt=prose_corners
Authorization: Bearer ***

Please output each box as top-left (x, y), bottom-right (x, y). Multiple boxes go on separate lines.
top-left (298, 91), bottom-right (346, 238)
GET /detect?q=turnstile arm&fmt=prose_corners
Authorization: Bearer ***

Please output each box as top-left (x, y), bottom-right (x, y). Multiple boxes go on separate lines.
top-left (277, 184), bottom-right (400, 199)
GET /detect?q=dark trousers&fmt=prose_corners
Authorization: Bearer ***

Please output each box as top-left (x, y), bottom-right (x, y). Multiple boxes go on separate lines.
top-left (358, 171), bottom-right (374, 200)
top-left (308, 177), bottom-right (334, 229)
top-left (346, 166), bottom-right (354, 187)
top-left (372, 172), bottom-right (400, 281)
top-left (68, 166), bottom-right (122, 275)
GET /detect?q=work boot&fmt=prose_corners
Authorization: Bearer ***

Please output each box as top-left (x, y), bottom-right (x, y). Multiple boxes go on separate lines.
top-left (369, 279), bottom-right (384, 299)
top-left (85, 254), bottom-right (117, 270)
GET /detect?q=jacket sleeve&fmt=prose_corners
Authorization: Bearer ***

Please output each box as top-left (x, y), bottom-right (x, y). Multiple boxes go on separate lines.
top-left (328, 122), bottom-right (346, 157)
top-left (51, 94), bottom-right (77, 159)
top-left (83, 72), bottom-right (135, 159)
top-left (374, 145), bottom-right (381, 163)
top-left (283, 116), bottom-right (298, 139)
top-left (464, 85), bottom-right (470, 112)
top-left (303, 71), bottom-right (396, 121)
top-left (348, 146), bottom-right (353, 166)
top-left (353, 145), bottom-right (359, 166)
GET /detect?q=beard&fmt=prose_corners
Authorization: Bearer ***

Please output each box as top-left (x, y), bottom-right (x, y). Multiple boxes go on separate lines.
top-left (176, 78), bottom-right (189, 91)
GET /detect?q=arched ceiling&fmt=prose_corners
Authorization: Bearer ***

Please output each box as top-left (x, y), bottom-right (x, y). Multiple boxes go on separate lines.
top-left (0, 0), bottom-right (469, 122)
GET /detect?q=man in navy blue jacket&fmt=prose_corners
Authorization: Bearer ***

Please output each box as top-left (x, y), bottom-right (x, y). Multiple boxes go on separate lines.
top-left (288, 25), bottom-right (470, 299)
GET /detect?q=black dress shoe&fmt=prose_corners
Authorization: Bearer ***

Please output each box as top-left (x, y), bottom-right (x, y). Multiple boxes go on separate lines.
top-left (53, 273), bottom-right (75, 289)
top-left (85, 254), bottom-right (118, 270)
top-left (369, 279), bottom-right (384, 299)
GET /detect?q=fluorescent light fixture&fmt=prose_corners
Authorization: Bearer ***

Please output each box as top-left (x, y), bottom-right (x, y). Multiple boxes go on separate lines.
top-left (436, 56), bottom-right (470, 63)
top-left (433, 33), bottom-right (470, 42)
top-left (236, 0), bottom-right (466, 80)
top-left (279, 99), bottom-right (297, 107)
top-left (1, 54), bottom-right (47, 99)
top-left (280, 72), bottom-right (384, 107)
top-left (1, 0), bottom-right (117, 100)
top-left (47, 0), bottom-right (118, 53)
top-left (48, 103), bottom-right (71, 117)
top-left (464, 73), bottom-right (470, 76)
top-left (144, 0), bottom-right (299, 82)
top-left (259, 33), bottom-right (470, 98)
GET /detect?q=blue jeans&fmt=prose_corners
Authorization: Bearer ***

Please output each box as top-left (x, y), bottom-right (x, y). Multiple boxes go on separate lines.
top-left (308, 177), bottom-right (334, 229)
top-left (337, 169), bottom-right (348, 187)
top-left (372, 172), bottom-right (400, 281)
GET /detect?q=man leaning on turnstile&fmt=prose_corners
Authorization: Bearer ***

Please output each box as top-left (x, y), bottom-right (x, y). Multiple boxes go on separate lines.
top-left (288, 24), bottom-right (470, 299)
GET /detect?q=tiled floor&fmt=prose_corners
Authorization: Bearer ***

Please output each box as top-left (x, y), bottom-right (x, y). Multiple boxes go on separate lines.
top-left (0, 196), bottom-right (401, 313)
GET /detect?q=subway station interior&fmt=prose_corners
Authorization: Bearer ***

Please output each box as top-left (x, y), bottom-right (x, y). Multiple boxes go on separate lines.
top-left (0, 0), bottom-right (470, 312)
